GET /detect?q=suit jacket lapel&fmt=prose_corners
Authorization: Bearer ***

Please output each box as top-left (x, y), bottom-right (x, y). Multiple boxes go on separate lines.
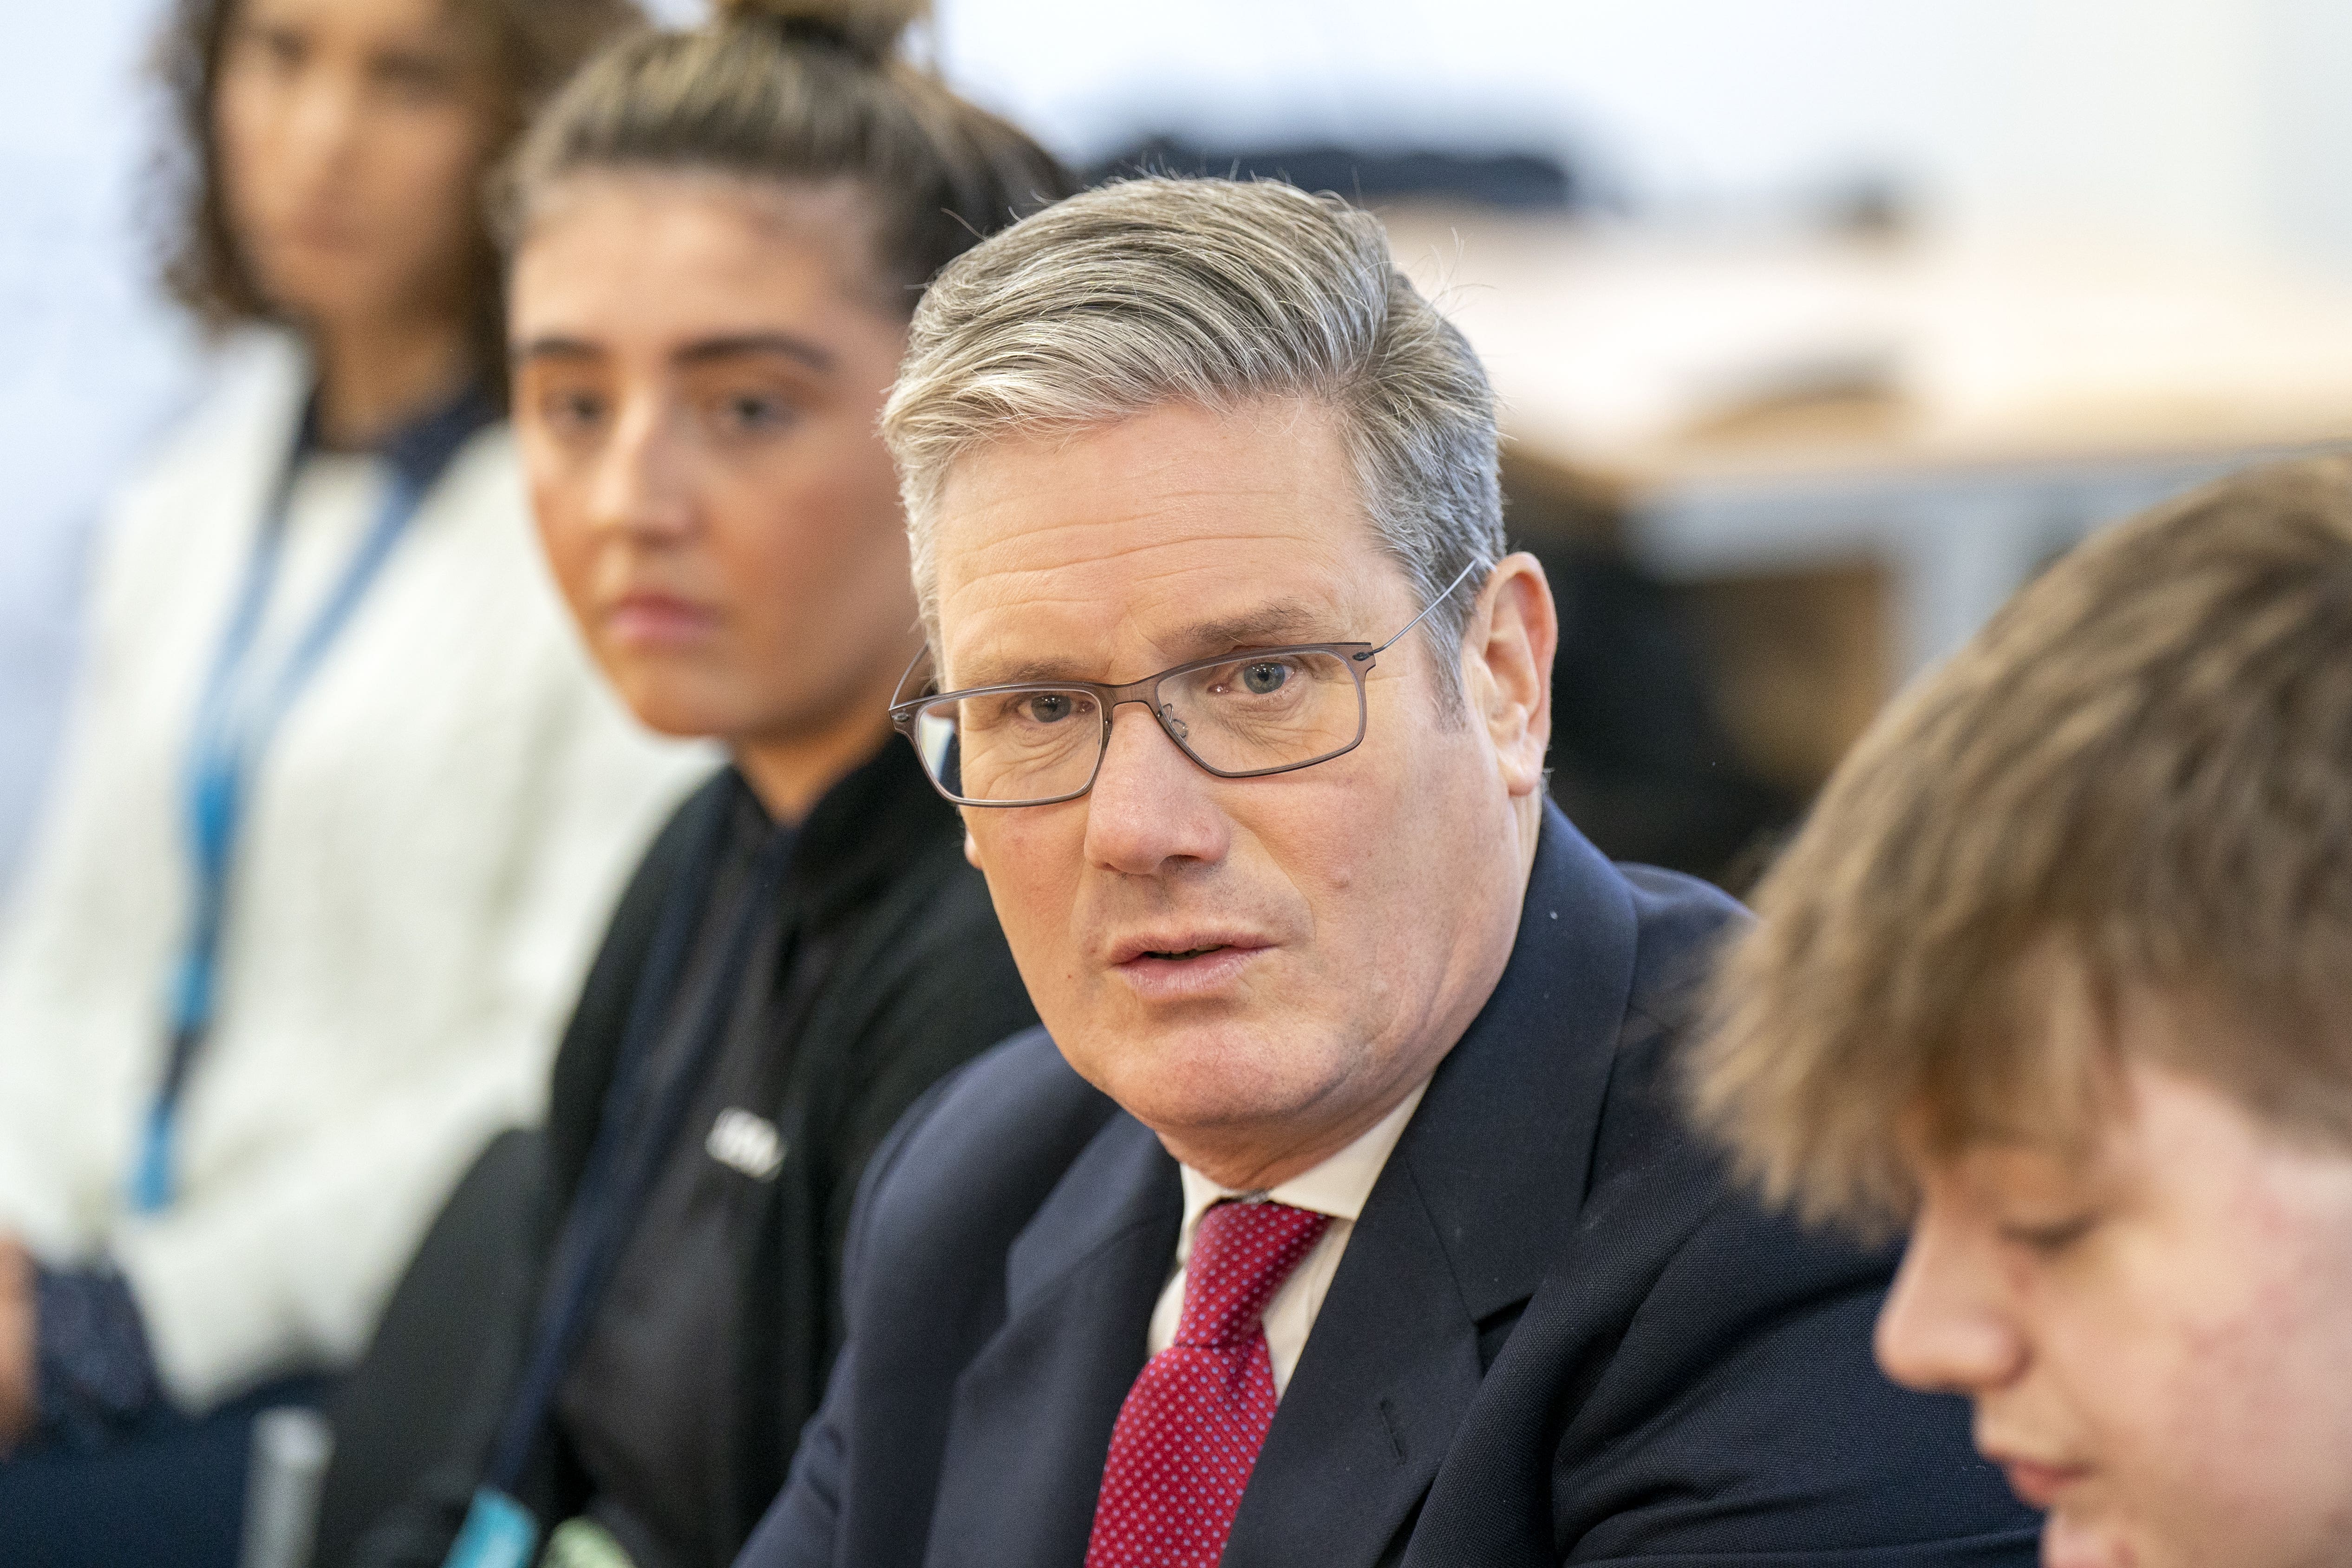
top-left (1228, 804), bottom-right (1642, 1568)
top-left (1227, 1152), bottom-right (1483, 1568)
top-left (926, 1112), bottom-right (1181, 1568)
top-left (1406, 804), bottom-right (1640, 1303)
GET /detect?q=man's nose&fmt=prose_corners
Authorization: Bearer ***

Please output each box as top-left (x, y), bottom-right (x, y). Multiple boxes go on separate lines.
top-left (1083, 703), bottom-right (1229, 876)
top-left (1873, 1205), bottom-right (2029, 1398)
top-left (586, 399), bottom-right (693, 541)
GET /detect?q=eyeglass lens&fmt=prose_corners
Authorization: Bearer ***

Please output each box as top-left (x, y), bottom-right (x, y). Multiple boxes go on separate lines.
top-left (907, 649), bottom-right (1367, 803)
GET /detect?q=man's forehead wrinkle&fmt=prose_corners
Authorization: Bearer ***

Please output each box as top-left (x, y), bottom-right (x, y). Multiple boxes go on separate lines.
top-left (940, 512), bottom-right (1124, 592)
top-left (935, 434), bottom-right (1338, 544)
top-left (930, 404), bottom-right (1377, 688)
top-left (941, 486), bottom-right (1323, 567)
top-left (941, 520), bottom-right (1346, 612)
top-left (951, 537), bottom-right (1345, 606)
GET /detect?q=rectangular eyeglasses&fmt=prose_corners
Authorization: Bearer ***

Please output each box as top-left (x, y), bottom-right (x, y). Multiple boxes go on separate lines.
top-left (889, 556), bottom-right (1490, 807)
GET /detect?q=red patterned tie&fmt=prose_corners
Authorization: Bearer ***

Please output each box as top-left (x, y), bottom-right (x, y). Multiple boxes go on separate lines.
top-left (1084, 1198), bottom-right (1332, 1568)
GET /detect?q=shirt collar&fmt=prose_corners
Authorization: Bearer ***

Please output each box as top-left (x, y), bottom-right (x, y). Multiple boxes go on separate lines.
top-left (1175, 1078), bottom-right (1431, 1248)
top-left (294, 380), bottom-right (498, 494)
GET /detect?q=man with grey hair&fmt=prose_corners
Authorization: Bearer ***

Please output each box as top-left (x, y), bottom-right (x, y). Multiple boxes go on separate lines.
top-left (739, 177), bottom-right (2037, 1568)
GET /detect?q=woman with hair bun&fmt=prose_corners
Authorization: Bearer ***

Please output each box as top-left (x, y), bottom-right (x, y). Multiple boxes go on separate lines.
top-left (0, 0), bottom-right (691, 1559)
top-left (338, 5), bottom-right (1072, 1567)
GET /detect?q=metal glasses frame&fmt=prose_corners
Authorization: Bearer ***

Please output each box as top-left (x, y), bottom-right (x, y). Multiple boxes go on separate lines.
top-left (888, 556), bottom-right (1490, 808)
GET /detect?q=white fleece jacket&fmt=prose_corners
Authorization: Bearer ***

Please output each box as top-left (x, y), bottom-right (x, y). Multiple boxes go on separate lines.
top-left (0, 333), bottom-right (707, 1411)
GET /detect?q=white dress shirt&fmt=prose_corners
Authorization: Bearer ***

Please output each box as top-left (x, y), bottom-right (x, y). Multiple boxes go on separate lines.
top-left (1147, 1080), bottom-right (1430, 1397)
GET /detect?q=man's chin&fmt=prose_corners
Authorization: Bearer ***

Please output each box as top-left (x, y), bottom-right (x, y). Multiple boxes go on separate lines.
top-left (1058, 1017), bottom-right (1339, 1143)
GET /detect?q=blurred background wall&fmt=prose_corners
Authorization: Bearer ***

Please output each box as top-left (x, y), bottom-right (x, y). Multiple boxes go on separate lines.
top-left (930, 0), bottom-right (2352, 270)
top-left (0, 0), bottom-right (195, 893)
top-left (10, 0), bottom-right (2352, 889)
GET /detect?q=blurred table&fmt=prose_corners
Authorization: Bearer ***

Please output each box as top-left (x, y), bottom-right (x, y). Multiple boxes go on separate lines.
top-left (1384, 210), bottom-right (2352, 685)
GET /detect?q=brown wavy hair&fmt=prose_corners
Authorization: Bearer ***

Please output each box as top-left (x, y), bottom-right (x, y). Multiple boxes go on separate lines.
top-left (1687, 455), bottom-right (2352, 1239)
top-left (154, 0), bottom-right (641, 398)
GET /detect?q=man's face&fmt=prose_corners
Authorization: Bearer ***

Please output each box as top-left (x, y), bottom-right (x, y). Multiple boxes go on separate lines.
top-left (1875, 994), bottom-right (2352, 1568)
top-left (930, 399), bottom-right (1553, 1188)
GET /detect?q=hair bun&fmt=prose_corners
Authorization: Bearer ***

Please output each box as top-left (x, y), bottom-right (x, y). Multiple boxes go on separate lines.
top-left (714, 0), bottom-right (929, 62)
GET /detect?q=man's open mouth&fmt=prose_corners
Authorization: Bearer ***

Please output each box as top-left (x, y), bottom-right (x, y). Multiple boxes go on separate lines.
top-left (1142, 946), bottom-right (1226, 961)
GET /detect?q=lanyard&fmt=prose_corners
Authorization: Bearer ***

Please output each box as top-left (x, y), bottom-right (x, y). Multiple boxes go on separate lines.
top-left (129, 385), bottom-right (495, 1215)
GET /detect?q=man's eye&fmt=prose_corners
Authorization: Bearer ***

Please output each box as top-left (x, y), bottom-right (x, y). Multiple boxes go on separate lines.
top-left (1021, 693), bottom-right (1080, 724)
top-left (1240, 660), bottom-right (1291, 696)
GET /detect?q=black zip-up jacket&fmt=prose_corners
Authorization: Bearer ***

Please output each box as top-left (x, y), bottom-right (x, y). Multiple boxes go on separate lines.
top-left (326, 741), bottom-right (1037, 1567)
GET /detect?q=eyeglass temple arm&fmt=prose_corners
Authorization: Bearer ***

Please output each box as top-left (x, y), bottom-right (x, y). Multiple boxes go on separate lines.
top-left (889, 640), bottom-right (933, 709)
top-left (1358, 555), bottom-right (1494, 662)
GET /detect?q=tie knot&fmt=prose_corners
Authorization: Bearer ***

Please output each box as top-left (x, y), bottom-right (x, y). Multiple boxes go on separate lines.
top-left (1175, 1199), bottom-right (1330, 1348)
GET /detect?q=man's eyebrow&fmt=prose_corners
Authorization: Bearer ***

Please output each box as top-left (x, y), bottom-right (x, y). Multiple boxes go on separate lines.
top-left (952, 601), bottom-right (1339, 689)
top-left (1177, 601), bottom-right (1333, 652)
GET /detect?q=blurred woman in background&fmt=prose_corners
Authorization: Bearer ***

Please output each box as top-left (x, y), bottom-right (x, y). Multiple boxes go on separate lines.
top-left (327, 4), bottom-right (1067, 1565)
top-left (0, 0), bottom-right (699, 1557)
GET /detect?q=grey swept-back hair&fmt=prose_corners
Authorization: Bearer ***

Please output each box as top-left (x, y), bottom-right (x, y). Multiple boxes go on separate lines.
top-left (883, 176), bottom-right (1504, 696)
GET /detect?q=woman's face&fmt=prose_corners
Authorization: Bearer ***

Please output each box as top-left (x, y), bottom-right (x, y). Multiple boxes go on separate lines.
top-left (214, 0), bottom-right (501, 330)
top-left (510, 173), bottom-right (917, 758)
top-left (1875, 994), bottom-right (2352, 1568)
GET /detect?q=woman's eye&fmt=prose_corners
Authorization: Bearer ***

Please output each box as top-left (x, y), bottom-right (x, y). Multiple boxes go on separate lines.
top-left (1240, 660), bottom-right (1291, 696)
top-left (538, 390), bottom-right (605, 436)
top-left (712, 392), bottom-right (794, 436)
top-left (372, 51), bottom-right (462, 105)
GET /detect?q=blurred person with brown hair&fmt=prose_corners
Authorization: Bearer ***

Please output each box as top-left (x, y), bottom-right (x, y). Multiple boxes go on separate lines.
top-left (323, 5), bottom-right (1067, 1567)
top-left (0, 0), bottom-right (699, 1557)
top-left (1688, 457), bottom-right (2352, 1568)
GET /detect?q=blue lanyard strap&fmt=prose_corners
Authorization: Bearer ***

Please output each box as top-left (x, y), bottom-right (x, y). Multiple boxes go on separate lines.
top-left (131, 385), bottom-right (496, 1215)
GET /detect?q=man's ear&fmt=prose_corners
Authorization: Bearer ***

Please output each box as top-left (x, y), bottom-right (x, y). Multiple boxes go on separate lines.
top-left (964, 824), bottom-right (983, 869)
top-left (1462, 553), bottom-right (1556, 798)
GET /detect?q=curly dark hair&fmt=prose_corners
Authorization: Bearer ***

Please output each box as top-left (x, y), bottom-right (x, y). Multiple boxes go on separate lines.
top-left (154, 0), bottom-right (641, 399)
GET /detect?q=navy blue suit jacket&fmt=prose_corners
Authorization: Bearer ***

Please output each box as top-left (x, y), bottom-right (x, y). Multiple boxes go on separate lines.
top-left (739, 805), bottom-right (2039, 1567)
